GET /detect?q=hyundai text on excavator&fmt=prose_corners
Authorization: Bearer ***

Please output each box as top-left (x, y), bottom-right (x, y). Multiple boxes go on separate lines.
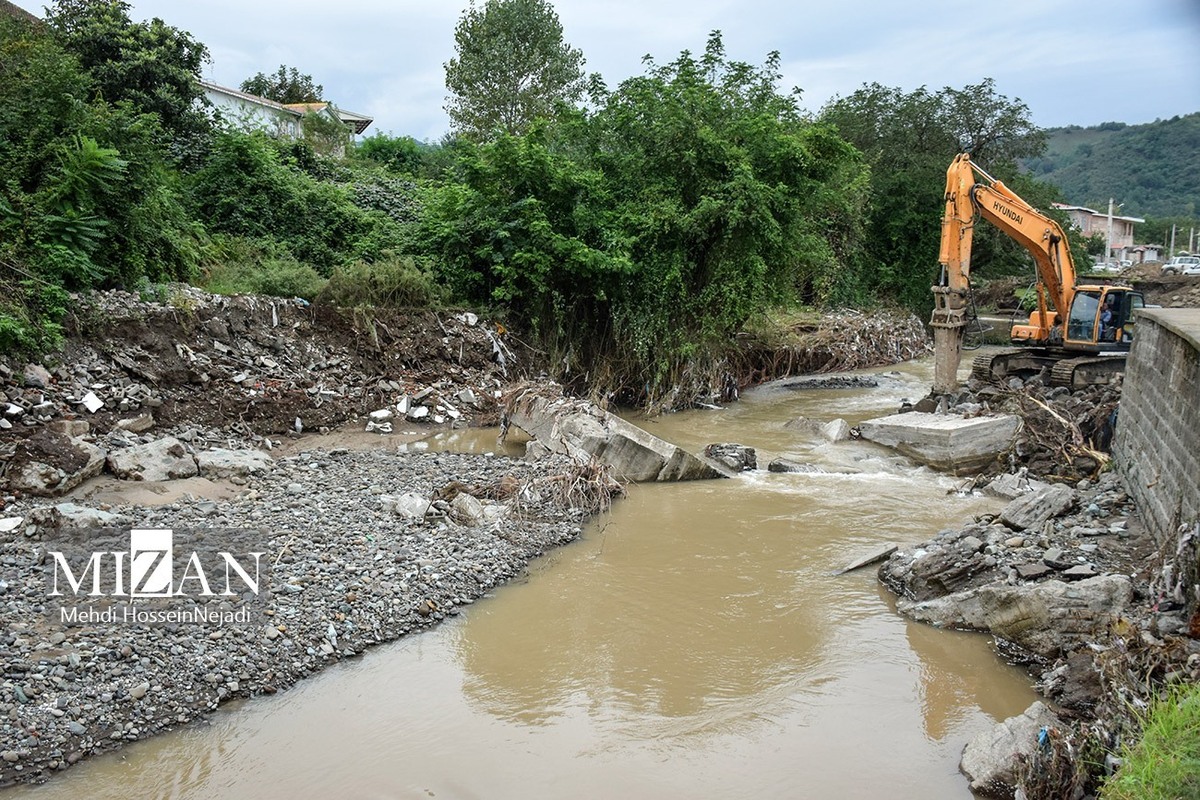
top-left (931, 153), bottom-right (1144, 394)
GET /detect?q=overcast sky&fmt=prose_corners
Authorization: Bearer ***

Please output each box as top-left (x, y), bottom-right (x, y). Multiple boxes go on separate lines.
top-left (15, 0), bottom-right (1200, 141)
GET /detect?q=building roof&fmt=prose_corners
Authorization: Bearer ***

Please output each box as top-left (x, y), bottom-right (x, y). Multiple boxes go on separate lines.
top-left (0, 0), bottom-right (40, 23)
top-left (199, 79), bottom-right (303, 117)
top-left (283, 101), bottom-right (373, 134)
top-left (1052, 202), bottom-right (1144, 224)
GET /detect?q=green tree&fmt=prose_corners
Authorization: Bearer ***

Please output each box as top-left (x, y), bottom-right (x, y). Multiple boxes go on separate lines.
top-left (44, 0), bottom-right (212, 155)
top-left (240, 65), bottom-right (324, 104)
top-left (821, 79), bottom-right (1047, 310)
top-left (425, 33), bottom-right (869, 402)
top-left (444, 0), bottom-right (586, 139)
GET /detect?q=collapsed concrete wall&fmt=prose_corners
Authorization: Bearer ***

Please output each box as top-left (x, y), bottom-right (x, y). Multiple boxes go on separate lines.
top-left (1113, 309), bottom-right (1200, 547)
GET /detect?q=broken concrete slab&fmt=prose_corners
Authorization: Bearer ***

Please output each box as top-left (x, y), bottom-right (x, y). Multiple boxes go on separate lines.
top-left (836, 543), bottom-right (898, 575)
top-left (960, 701), bottom-right (1063, 797)
top-left (106, 437), bottom-right (198, 482)
top-left (505, 386), bottom-right (724, 482)
top-left (857, 412), bottom-right (1021, 474)
top-left (999, 484), bottom-right (1078, 531)
top-left (53, 502), bottom-right (120, 528)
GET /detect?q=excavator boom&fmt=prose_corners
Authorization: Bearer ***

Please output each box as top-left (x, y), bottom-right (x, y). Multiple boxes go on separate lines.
top-left (930, 154), bottom-right (1138, 393)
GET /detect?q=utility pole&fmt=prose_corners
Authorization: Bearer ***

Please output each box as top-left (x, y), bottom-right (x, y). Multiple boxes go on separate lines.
top-left (1106, 198), bottom-right (1115, 265)
top-left (1170, 224), bottom-right (1176, 258)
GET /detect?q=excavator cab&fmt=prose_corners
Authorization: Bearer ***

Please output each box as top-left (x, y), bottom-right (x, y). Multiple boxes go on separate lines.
top-left (1064, 287), bottom-right (1144, 351)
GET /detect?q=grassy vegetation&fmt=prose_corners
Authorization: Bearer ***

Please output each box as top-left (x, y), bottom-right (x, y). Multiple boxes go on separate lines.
top-left (1103, 683), bottom-right (1200, 800)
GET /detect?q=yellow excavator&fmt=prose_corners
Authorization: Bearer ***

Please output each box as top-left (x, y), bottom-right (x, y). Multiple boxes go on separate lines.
top-left (931, 153), bottom-right (1145, 394)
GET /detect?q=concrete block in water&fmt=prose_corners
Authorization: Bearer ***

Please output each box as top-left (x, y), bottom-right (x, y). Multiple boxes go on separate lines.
top-left (506, 390), bottom-right (725, 482)
top-left (858, 412), bottom-right (1020, 474)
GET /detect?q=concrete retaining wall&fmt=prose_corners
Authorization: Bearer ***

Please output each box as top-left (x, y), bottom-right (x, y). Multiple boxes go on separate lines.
top-left (1113, 309), bottom-right (1200, 547)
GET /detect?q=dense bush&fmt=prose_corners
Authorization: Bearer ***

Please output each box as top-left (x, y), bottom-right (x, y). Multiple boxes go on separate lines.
top-left (419, 34), bottom-right (870, 400)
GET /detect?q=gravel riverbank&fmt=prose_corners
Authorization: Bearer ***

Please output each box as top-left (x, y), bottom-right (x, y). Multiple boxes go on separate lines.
top-left (0, 445), bottom-right (611, 787)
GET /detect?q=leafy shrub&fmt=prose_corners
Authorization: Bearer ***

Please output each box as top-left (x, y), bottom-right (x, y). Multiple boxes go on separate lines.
top-left (199, 236), bottom-right (327, 299)
top-left (317, 255), bottom-right (447, 308)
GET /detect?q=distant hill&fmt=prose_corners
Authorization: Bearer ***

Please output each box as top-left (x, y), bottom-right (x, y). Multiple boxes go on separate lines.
top-left (1023, 113), bottom-right (1200, 219)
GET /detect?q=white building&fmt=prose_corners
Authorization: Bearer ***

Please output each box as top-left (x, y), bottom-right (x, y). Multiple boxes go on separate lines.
top-left (199, 80), bottom-right (372, 148)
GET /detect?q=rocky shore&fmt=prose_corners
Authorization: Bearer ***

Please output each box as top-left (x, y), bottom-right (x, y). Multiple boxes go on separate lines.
top-left (0, 445), bottom-right (617, 786)
top-left (880, 446), bottom-right (1200, 797)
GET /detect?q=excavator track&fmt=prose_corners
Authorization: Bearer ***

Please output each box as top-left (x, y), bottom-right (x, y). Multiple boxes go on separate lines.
top-left (971, 349), bottom-right (1127, 388)
top-left (971, 350), bottom-right (1020, 383)
top-left (970, 348), bottom-right (1060, 385)
top-left (1049, 356), bottom-right (1128, 388)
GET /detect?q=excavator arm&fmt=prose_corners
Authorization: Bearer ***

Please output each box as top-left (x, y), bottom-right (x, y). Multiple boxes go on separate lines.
top-left (931, 154), bottom-right (1078, 393)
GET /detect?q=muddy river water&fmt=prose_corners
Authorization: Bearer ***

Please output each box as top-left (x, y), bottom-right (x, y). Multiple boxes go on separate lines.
top-left (15, 358), bottom-right (1036, 799)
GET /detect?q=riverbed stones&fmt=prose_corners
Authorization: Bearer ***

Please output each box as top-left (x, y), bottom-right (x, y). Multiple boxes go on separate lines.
top-left (106, 437), bottom-right (198, 482)
top-left (960, 701), bottom-right (1063, 797)
top-left (0, 445), bottom-right (600, 785)
top-left (857, 412), bottom-right (1021, 474)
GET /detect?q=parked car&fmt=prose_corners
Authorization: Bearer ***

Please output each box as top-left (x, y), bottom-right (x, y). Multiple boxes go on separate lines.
top-left (1163, 255), bottom-right (1200, 274)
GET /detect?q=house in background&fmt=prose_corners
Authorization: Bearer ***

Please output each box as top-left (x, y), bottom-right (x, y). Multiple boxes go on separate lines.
top-left (199, 79), bottom-right (372, 153)
top-left (0, 0), bottom-right (39, 23)
top-left (1052, 202), bottom-right (1146, 262)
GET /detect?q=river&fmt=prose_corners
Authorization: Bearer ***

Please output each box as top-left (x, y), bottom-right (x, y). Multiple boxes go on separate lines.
top-left (14, 357), bottom-right (1035, 799)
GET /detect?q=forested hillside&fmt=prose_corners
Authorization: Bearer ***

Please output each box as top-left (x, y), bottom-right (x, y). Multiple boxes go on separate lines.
top-left (1024, 113), bottom-right (1200, 218)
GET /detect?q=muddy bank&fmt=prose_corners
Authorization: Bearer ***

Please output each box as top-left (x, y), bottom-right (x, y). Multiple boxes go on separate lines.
top-left (0, 447), bottom-right (620, 787)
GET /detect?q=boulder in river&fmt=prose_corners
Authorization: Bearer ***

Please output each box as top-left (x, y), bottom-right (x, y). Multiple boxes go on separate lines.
top-left (6, 429), bottom-right (105, 496)
top-left (704, 443), bottom-right (757, 471)
top-left (960, 700), bottom-right (1063, 797)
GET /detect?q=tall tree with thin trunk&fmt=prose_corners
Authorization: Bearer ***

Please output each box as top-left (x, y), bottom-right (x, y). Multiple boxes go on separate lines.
top-left (444, 0), bottom-right (586, 140)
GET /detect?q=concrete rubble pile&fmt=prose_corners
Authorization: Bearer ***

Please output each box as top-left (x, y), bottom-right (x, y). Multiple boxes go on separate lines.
top-left (880, 469), bottom-right (1200, 797)
top-left (0, 287), bottom-right (520, 496)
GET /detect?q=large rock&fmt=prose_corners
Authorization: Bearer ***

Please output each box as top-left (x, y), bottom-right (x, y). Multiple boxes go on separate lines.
top-left (767, 458), bottom-right (823, 474)
top-left (960, 701), bottom-right (1063, 797)
top-left (999, 484), bottom-right (1078, 531)
top-left (53, 502), bottom-right (120, 528)
top-left (196, 448), bottom-right (274, 477)
top-left (898, 575), bottom-right (1132, 658)
top-left (858, 412), bottom-right (1021, 474)
top-left (106, 437), bottom-right (198, 482)
top-left (505, 387), bottom-right (724, 482)
top-left (5, 430), bottom-right (105, 496)
top-left (820, 418), bottom-right (851, 443)
top-left (704, 443), bottom-right (757, 471)
top-left (983, 468), bottom-right (1048, 500)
